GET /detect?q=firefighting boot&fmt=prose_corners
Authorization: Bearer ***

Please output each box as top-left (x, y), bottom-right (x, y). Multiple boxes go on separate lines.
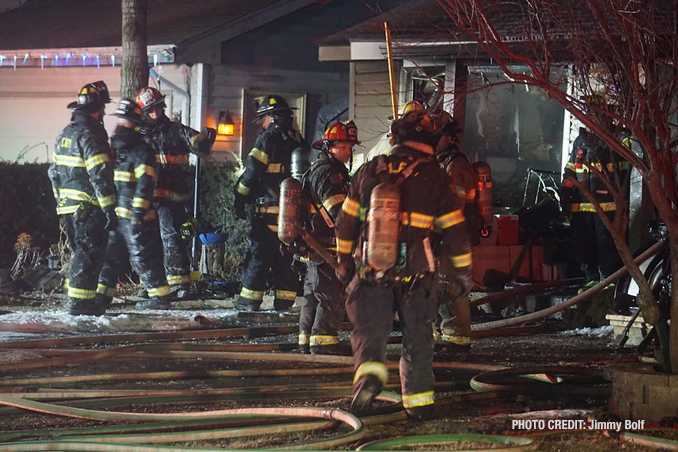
top-left (350, 375), bottom-right (383, 417)
top-left (273, 299), bottom-right (295, 311)
top-left (235, 295), bottom-right (261, 311)
top-left (68, 295), bottom-right (109, 316)
top-left (435, 334), bottom-right (471, 354)
top-left (136, 297), bottom-right (172, 310)
top-left (171, 286), bottom-right (191, 300)
top-left (406, 404), bottom-right (437, 421)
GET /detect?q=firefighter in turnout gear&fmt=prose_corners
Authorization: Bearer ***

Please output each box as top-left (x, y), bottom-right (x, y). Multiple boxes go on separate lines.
top-left (48, 81), bottom-right (117, 316)
top-left (334, 109), bottom-right (472, 419)
top-left (560, 125), bottom-right (627, 289)
top-left (135, 87), bottom-right (216, 299)
top-left (96, 100), bottom-right (173, 311)
top-left (297, 120), bottom-right (358, 355)
top-left (233, 95), bottom-right (309, 311)
top-left (435, 112), bottom-right (479, 352)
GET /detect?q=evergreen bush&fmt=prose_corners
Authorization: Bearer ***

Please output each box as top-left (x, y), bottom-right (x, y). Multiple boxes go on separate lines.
top-left (0, 162), bottom-right (59, 269)
top-left (197, 160), bottom-right (250, 281)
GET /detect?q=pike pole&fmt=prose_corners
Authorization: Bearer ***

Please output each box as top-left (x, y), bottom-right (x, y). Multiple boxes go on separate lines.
top-left (384, 22), bottom-right (398, 120)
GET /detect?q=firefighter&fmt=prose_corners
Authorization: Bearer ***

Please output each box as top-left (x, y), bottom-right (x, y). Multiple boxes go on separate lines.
top-left (435, 112), bottom-right (481, 352)
top-left (48, 81), bottom-right (117, 316)
top-left (135, 87), bottom-right (216, 299)
top-left (233, 95), bottom-right (309, 311)
top-left (298, 120), bottom-right (358, 355)
top-left (96, 100), bottom-right (173, 311)
top-left (560, 124), bottom-right (627, 290)
top-left (334, 108), bottom-right (472, 420)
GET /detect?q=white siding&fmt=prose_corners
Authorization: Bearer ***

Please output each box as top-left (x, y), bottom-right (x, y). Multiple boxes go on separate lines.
top-left (351, 60), bottom-right (397, 164)
top-left (0, 65), bottom-right (194, 163)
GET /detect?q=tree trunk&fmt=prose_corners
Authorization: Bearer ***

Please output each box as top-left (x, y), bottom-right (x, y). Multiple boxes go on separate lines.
top-left (121, 0), bottom-right (148, 100)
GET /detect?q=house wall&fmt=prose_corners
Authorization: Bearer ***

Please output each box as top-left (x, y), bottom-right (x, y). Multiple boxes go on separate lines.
top-left (0, 64), bottom-right (199, 163)
top-left (206, 64), bottom-right (349, 163)
top-left (351, 60), bottom-right (395, 167)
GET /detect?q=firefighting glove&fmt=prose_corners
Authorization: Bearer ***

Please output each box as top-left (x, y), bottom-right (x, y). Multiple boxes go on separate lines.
top-left (103, 208), bottom-right (118, 232)
top-left (202, 127), bottom-right (217, 144)
top-left (180, 218), bottom-right (198, 240)
top-left (234, 195), bottom-right (247, 220)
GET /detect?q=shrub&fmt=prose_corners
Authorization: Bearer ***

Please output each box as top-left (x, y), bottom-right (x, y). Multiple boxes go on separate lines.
top-left (197, 160), bottom-right (250, 281)
top-left (0, 162), bottom-right (59, 269)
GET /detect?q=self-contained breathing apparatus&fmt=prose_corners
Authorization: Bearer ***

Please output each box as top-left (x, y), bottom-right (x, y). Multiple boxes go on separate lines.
top-left (278, 175), bottom-right (341, 271)
top-left (361, 155), bottom-right (436, 283)
top-left (472, 161), bottom-right (494, 236)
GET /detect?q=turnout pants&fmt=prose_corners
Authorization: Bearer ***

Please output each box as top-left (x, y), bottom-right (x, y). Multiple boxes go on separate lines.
top-left (571, 211), bottom-right (622, 280)
top-left (346, 274), bottom-right (438, 411)
top-left (156, 200), bottom-right (191, 289)
top-left (98, 218), bottom-right (171, 302)
top-left (238, 217), bottom-right (298, 309)
top-left (299, 261), bottom-right (345, 352)
top-left (63, 210), bottom-right (109, 304)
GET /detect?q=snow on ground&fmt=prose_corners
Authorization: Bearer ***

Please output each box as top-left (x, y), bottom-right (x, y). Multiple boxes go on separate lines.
top-left (559, 325), bottom-right (614, 337)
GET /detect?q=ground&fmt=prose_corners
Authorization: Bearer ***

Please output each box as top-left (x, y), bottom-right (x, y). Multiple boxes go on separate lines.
top-left (0, 290), bottom-right (674, 451)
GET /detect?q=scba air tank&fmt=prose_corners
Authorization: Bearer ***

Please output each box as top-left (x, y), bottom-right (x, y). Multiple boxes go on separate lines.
top-left (367, 182), bottom-right (401, 271)
top-left (472, 161), bottom-right (494, 225)
top-left (278, 177), bottom-right (303, 245)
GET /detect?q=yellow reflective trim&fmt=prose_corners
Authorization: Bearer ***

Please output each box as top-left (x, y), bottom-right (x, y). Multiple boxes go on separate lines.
top-left (402, 391), bottom-right (435, 408)
top-left (240, 287), bottom-right (264, 301)
top-left (440, 334), bottom-right (471, 345)
top-left (402, 212), bottom-right (434, 229)
top-left (85, 153), bottom-right (110, 171)
top-left (258, 205), bottom-right (280, 215)
top-left (342, 198), bottom-right (360, 217)
top-left (298, 333), bottom-right (310, 346)
top-left (451, 252), bottom-right (472, 268)
top-left (147, 285), bottom-right (171, 297)
top-left (267, 224), bottom-right (279, 232)
top-left (275, 290), bottom-right (297, 301)
top-left (571, 202), bottom-right (616, 212)
top-left (96, 284), bottom-right (115, 297)
top-left (132, 198), bottom-right (151, 209)
top-left (237, 181), bottom-right (251, 196)
top-left (54, 154), bottom-right (85, 167)
top-left (266, 163), bottom-right (283, 173)
top-left (135, 164), bottom-right (156, 179)
top-left (322, 194), bottom-right (346, 212)
top-left (354, 361), bottom-right (388, 385)
top-left (114, 170), bottom-right (134, 182)
top-left (434, 209), bottom-right (465, 229)
top-left (115, 207), bottom-right (133, 220)
top-left (249, 148), bottom-right (269, 165)
top-left (68, 286), bottom-right (96, 299)
top-left (337, 238), bottom-right (353, 255)
top-left (58, 188), bottom-right (92, 202)
top-left (57, 205), bottom-right (79, 215)
top-left (167, 275), bottom-right (191, 285)
top-left (98, 194), bottom-right (116, 208)
top-left (310, 335), bottom-right (339, 346)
